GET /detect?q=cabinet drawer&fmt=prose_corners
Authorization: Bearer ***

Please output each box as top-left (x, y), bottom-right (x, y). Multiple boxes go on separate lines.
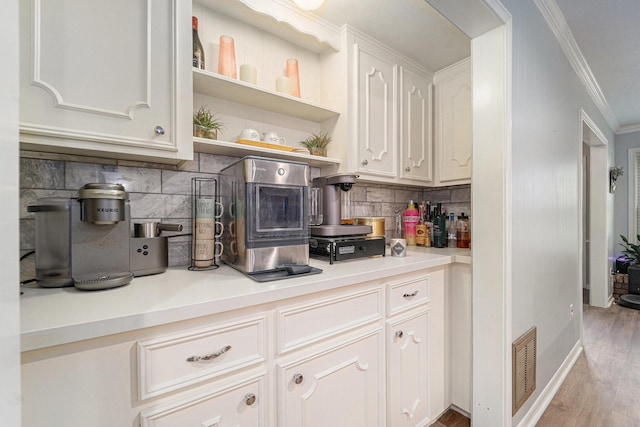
top-left (276, 287), bottom-right (383, 354)
top-left (141, 372), bottom-right (266, 427)
top-left (387, 274), bottom-right (430, 316)
top-left (137, 315), bottom-right (266, 400)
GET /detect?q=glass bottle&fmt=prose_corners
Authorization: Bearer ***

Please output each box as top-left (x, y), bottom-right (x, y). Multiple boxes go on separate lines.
top-left (456, 213), bottom-right (471, 248)
top-left (192, 16), bottom-right (205, 70)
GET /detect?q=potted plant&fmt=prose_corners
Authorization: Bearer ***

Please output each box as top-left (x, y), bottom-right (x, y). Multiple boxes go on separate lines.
top-left (620, 234), bottom-right (640, 289)
top-left (299, 132), bottom-right (332, 157)
top-left (193, 106), bottom-right (225, 140)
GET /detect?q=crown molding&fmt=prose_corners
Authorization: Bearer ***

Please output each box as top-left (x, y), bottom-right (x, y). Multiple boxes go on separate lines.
top-left (617, 123), bottom-right (640, 135)
top-left (534, 0), bottom-right (619, 133)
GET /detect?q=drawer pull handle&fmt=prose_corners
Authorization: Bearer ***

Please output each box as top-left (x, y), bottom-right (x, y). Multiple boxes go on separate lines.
top-left (403, 290), bottom-right (419, 298)
top-left (154, 125), bottom-right (165, 136)
top-left (361, 159), bottom-right (368, 166)
top-left (293, 373), bottom-right (304, 385)
top-left (244, 393), bottom-right (256, 406)
top-left (405, 166), bottom-right (411, 172)
top-left (396, 330), bottom-right (404, 339)
top-left (186, 345), bottom-right (232, 362)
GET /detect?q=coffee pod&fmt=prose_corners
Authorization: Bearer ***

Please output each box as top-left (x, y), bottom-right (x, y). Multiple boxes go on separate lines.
top-left (390, 238), bottom-right (407, 257)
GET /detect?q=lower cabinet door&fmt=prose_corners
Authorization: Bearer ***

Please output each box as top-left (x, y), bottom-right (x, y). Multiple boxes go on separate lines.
top-left (276, 329), bottom-right (383, 427)
top-left (141, 372), bottom-right (266, 427)
top-left (387, 309), bottom-right (430, 427)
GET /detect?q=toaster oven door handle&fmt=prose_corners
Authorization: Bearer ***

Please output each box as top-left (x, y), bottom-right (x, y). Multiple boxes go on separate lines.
top-left (186, 345), bottom-right (232, 362)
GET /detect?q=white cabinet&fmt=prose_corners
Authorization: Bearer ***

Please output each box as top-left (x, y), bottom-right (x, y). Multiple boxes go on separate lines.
top-left (353, 40), bottom-right (398, 178)
top-left (387, 309), bottom-right (430, 427)
top-left (19, 0), bottom-right (192, 163)
top-left (21, 266), bottom-right (457, 427)
top-left (399, 67), bottom-right (434, 183)
top-left (276, 330), bottom-right (384, 427)
top-left (350, 31), bottom-right (434, 185)
top-left (433, 58), bottom-right (472, 186)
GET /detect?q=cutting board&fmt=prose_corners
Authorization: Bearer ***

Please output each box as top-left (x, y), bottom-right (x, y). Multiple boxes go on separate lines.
top-left (236, 139), bottom-right (294, 152)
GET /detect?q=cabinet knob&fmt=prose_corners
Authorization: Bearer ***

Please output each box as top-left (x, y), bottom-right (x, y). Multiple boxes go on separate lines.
top-left (395, 330), bottom-right (404, 339)
top-left (154, 125), bottom-right (166, 136)
top-left (293, 373), bottom-right (304, 385)
top-left (244, 393), bottom-right (256, 406)
top-left (361, 159), bottom-right (368, 167)
top-left (405, 166), bottom-right (411, 172)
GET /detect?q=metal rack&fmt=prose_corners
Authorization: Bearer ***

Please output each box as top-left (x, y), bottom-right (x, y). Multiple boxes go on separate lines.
top-left (189, 177), bottom-right (221, 271)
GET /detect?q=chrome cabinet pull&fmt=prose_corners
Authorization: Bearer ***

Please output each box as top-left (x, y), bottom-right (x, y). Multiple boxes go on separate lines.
top-left (395, 330), bottom-right (404, 339)
top-left (154, 125), bottom-right (166, 135)
top-left (361, 159), bottom-right (368, 166)
top-left (244, 393), bottom-right (256, 406)
top-left (293, 373), bottom-right (304, 385)
top-left (405, 166), bottom-right (411, 172)
top-left (403, 290), bottom-right (419, 298)
top-left (186, 345), bottom-right (232, 362)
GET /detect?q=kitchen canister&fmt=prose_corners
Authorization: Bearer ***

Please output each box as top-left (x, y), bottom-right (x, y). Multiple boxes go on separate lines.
top-left (354, 217), bottom-right (385, 238)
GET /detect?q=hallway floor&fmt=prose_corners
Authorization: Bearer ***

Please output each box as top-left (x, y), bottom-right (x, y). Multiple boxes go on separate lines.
top-left (536, 303), bottom-right (640, 426)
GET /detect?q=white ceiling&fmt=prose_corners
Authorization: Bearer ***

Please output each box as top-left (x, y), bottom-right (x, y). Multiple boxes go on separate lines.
top-left (309, 0), bottom-right (471, 72)
top-left (555, 0), bottom-right (640, 131)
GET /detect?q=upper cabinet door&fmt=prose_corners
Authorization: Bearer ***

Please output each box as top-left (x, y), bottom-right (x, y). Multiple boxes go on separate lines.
top-left (399, 66), bottom-right (433, 183)
top-left (434, 58), bottom-right (472, 185)
top-left (354, 42), bottom-right (398, 178)
top-left (19, 0), bottom-right (192, 162)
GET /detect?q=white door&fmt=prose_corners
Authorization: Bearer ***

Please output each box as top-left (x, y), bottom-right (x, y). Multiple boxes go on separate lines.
top-left (355, 43), bottom-right (397, 178)
top-left (399, 66), bottom-right (433, 182)
top-left (387, 310), bottom-right (430, 427)
top-left (19, 0), bottom-right (190, 158)
top-left (277, 331), bottom-right (383, 427)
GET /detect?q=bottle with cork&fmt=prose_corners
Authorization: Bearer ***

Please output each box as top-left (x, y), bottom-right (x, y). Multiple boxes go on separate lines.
top-left (416, 201), bottom-right (427, 246)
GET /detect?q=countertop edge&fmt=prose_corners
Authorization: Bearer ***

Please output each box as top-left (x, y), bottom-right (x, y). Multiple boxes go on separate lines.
top-left (21, 249), bottom-right (471, 352)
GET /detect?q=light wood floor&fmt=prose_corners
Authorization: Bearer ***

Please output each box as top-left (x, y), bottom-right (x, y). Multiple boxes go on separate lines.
top-left (434, 303), bottom-right (640, 427)
top-left (537, 303), bottom-right (640, 426)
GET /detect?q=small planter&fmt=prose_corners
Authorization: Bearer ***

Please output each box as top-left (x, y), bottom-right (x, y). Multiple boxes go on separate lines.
top-left (193, 125), bottom-right (217, 140)
top-left (309, 148), bottom-right (327, 157)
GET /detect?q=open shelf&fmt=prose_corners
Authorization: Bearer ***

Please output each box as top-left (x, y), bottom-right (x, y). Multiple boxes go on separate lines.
top-left (194, 137), bottom-right (340, 168)
top-left (193, 68), bottom-right (340, 123)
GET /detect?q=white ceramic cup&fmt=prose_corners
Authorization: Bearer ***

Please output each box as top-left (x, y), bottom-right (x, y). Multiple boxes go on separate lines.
top-left (262, 132), bottom-right (286, 145)
top-left (238, 128), bottom-right (260, 141)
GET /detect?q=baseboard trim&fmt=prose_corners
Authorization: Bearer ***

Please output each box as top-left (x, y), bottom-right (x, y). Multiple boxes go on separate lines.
top-left (516, 339), bottom-right (583, 427)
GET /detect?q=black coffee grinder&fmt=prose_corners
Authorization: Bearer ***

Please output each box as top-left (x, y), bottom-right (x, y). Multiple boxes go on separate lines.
top-left (309, 173), bottom-right (385, 263)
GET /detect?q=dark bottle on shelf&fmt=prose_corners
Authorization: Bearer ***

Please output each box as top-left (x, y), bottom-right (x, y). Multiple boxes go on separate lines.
top-left (432, 205), bottom-right (445, 248)
top-left (193, 16), bottom-right (205, 70)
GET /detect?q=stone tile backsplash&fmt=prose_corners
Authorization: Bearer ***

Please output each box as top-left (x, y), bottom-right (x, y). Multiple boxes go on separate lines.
top-left (19, 150), bottom-right (470, 279)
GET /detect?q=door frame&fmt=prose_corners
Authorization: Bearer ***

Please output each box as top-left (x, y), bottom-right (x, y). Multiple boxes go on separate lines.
top-left (579, 109), bottom-right (610, 309)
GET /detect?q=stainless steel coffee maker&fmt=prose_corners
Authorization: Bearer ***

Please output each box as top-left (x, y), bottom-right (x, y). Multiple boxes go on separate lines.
top-left (28, 183), bottom-right (133, 290)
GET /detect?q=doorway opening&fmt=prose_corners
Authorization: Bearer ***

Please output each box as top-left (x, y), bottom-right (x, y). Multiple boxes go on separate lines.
top-left (580, 110), bottom-right (610, 309)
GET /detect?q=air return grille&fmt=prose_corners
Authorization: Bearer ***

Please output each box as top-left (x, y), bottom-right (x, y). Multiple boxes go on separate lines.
top-left (512, 326), bottom-right (537, 414)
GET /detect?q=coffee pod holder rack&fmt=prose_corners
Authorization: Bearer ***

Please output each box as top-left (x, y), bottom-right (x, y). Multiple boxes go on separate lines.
top-left (189, 177), bottom-right (220, 271)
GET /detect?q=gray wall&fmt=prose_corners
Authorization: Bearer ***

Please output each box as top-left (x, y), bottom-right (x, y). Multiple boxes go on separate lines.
top-left (614, 130), bottom-right (640, 250)
top-left (503, 0), bottom-right (616, 423)
top-left (20, 150), bottom-right (470, 281)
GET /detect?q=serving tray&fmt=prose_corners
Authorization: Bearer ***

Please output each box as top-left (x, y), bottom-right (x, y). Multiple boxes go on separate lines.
top-left (236, 139), bottom-right (294, 152)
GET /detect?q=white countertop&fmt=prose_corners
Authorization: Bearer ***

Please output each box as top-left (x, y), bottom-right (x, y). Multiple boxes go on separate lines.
top-left (20, 247), bottom-right (470, 352)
